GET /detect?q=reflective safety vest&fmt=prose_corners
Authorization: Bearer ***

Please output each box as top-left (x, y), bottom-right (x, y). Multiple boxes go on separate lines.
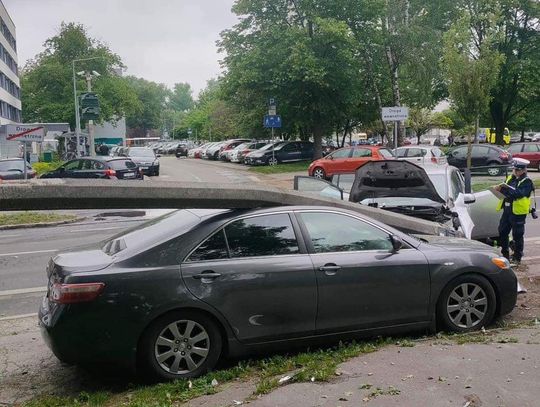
top-left (496, 176), bottom-right (532, 215)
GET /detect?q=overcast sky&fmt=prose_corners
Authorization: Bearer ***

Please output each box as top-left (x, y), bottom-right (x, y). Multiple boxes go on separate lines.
top-left (4, 0), bottom-right (238, 94)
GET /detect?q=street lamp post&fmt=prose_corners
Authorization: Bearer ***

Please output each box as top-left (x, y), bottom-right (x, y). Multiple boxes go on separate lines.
top-left (72, 56), bottom-right (104, 157)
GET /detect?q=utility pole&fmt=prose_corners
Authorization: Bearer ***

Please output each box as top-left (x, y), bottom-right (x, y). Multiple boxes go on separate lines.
top-left (72, 61), bottom-right (82, 158)
top-left (85, 72), bottom-right (96, 157)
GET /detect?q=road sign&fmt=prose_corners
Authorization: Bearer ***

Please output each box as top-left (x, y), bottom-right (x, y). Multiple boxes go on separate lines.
top-left (268, 107), bottom-right (277, 116)
top-left (382, 106), bottom-right (409, 122)
top-left (6, 125), bottom-right (45, 143)
top-left (264, 115), bottom-right (282, 128)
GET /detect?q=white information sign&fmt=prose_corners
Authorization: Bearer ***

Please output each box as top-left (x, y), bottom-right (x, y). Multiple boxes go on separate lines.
top-left (382, 107), bottom-right (409, 122)
top-left (6, 125), bottom-right (45, 143)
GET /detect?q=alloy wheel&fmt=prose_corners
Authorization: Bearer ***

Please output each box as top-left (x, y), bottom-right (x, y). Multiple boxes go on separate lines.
top-left (154, 320), bottom-right (210, 375)
top-left (487, 166), bottom-right (501, 176)
top-left (313, 168), bottom-right (325, 179)
top-left (446, 283), bottom-right (488, 329)
top-left (268, 157), bottom-right (278, 166)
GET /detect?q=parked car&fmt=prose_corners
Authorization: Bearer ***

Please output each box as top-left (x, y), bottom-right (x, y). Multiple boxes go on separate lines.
top-left (506, 143), bottom-right (540, 171)
top-left (218, 139), bottom-right (252, 161)
top-left (39, 206), bottom-right (517, 380)
top-left (205, 142), bottom-right (226, 160)
top-left (175, 144), bottom-right (189, 158)
top-left (229, 141), bottom-right (269, 163)
top-left (188, 143), bottom-right (211, 159)
top-left (308, 146), bottom-right (394, 179)
top-left (447, 145), bottom-right (512, 176)
top-left (245, 141), bottom-right (314, 166)
top-left (109, 146), bottom-right (123, 157)
top-left (296, 161), bottom-right (500, 241)
top-left (0, 158), bottom-right (36, 180)
top-left (396, 146), bottom-right (447, 165)
top-left (244, 142), bottom-right (286, 165)
top-left (122, 147), bottom-right (160, 176)
top-left (40, 157), bottom-right (143, 180)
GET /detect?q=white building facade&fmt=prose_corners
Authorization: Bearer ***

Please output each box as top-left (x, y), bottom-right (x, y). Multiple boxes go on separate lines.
top-left (0, 1), bottom-right (19, 125)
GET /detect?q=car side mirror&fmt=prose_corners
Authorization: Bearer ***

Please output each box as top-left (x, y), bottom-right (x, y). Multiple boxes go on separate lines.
top-left (156, 154), bottom-right (162, 158)
top-left (390, 235), bottom-right (403, 252)
top-left (462, 193), bottom-right (476, 204)
top-left (327, 155), bottom-right (333, 160)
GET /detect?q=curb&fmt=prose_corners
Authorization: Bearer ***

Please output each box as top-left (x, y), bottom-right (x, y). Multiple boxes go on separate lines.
top-left (0, 217), bottom-right (84, 230)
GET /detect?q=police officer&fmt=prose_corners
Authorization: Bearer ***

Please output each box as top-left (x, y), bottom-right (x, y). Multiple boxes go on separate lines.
top-left (495, 158), bottom-right (534, 264)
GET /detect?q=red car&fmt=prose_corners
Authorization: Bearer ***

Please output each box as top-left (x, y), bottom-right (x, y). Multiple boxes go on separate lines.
top-left (308, 146), bottom-right (395, 179)
top-left (506, 143), bottom-right (540, 171)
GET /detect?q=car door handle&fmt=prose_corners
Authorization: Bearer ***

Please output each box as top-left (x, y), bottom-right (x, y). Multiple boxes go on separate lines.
top-left (319, 264), bottom-right (341, 275)
top-left (193, 272), bottom-right (222, 280)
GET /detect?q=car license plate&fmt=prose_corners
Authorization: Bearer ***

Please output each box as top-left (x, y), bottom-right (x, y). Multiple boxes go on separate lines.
top-left (140, 166), bottom-right (149, 170)
top-left (124, 172), bottom-right (135, 178)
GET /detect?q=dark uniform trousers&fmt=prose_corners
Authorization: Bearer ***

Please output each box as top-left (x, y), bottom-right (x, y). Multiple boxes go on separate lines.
top-left (498, 204), bottom-right (527, 260)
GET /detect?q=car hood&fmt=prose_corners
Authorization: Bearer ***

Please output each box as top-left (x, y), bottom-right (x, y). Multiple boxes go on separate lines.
top-left (349, 160), bottom-right (445, 204)
top-left (415, 235), bottom-right (495, 252)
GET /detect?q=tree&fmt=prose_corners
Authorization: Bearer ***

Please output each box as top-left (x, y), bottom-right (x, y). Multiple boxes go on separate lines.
top-left (443, 13), bottom-right (503, 167)
top-left (170, 82), bottom-right (194, 112)
top-left (20, 22), bottom-right (140, 128)
top-left (407, 108), bottom-right (453, 144)
top-left (456, 0), bottom-right (540, 144)
top-left (124, 76), bottom-right (170, 137)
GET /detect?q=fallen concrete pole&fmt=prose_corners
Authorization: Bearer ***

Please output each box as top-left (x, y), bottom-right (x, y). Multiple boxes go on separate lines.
top-left (0, 179), bottom-right (453, 236)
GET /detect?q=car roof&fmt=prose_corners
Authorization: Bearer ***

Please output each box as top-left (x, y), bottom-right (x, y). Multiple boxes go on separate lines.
top-left (0, 158), bottom-right (24, 161)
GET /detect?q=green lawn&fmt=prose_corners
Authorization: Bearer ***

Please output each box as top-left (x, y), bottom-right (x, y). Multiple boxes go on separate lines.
top-left (249, 161), bottom-right (310, 174)
top-left (472, 178), bottom-right (540, 193)
top-left (0, 212), bottom-right (77, 227)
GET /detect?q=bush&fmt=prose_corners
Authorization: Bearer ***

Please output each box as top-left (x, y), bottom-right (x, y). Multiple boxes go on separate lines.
top-left (32, 161), bottom-right (63, 176)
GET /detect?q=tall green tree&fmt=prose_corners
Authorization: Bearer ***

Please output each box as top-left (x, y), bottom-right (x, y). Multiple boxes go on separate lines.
top-left (170, 82), bottom-right (195, 112)
top-left (220, 0), bottom-right (361, 158)
top-left (457, 0), bottom-right (539, 144)
top-left (20, 22), bottom-right (141, 128)
top-left (443, 13), bottom-right (503, 166)
top-left (124, 76), bottom-right (171, 137)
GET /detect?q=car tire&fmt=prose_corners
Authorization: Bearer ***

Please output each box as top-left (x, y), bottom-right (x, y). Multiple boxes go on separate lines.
top-left (436, 274), bottom-right (497, 333)
top-left (139, 310), bottom-right (222, 381)
top-left (267, 157), bottom-right (279, 166)
top-left (487, 164), bottom-right (502, 176)
top-left (312, 167), bottom-right (326, 179)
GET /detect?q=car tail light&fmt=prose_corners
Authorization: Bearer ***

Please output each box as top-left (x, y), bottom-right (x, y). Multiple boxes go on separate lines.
top-left (105, 169), bottom-right (116, 177)
top-left (50, 282), bottom-right (105, 304)
top-left (431, 156), bottom-right (438, 163)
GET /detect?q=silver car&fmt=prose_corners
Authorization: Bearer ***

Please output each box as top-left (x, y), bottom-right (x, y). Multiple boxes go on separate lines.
top-left (396, 146), bottom-right (447, 165)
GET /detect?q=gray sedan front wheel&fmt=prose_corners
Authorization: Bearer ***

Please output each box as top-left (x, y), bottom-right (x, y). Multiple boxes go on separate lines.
top-left (437, 274), bottom-right (496, 333)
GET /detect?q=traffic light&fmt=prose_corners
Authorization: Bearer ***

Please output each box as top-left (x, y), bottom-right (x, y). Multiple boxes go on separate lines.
top-left (80, 93), bottom-right (100, 120)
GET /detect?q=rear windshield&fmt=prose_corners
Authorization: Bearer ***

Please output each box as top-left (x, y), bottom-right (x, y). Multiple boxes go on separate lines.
top-left (0, 160), bottom-right (25, 171)
top-left (101, 210), bottom-right (200, 257)
top-left (108, 160), bottom-right (137, 170)
top-left (379, 148), bottom-right (395, 158)
top-left (128, 148), bottom-right (155, 157)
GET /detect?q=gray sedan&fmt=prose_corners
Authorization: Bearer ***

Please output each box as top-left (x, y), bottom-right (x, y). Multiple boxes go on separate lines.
top-left (39, 206), bottom-right (517, 381)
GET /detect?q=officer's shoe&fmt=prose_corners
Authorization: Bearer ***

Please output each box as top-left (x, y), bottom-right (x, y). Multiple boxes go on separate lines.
top-left (510, 256), bottom-right (521, 267)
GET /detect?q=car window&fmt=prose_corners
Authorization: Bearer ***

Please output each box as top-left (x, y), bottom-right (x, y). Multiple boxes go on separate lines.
top-left (299, 212), bottom-right (393, 253)
top-left (396, 148), bottom-right (407, 157)
top-left (351, 148), bottom-right (372, 158)
top-left (405, 148), bottom-right (427, 157)
top-left (187, 230), bottom-right (229, 262)
top-left (451, 147), bottom-right (467, 159)
top-left (63, 160), bottom-right (81, 170)
top-left (432, 148), bottom-right (443, 157)
top-left (507, 144), bottom-right (523, 153)
top-left (473, 146), bottom-right (490, 157)
top-left (108, 160), bottom-right (137, 170)
top-left (225, 214), bottom-right (299, 257)
top-left (330, 148), bottom-right (351, 159)
top-left (523, 144), bottom-right (539, 153)
top-left (450, 169), bottom-right (463, 199)
top-left (379, 148), bottom-right (395, 158)
top-left (280, 143), bottom-right (297, 152)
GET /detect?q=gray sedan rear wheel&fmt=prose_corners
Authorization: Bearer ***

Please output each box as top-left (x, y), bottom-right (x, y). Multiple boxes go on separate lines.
top-left (140, 311), bottom-right (222, 380)
top-left (437, 274), bottom-right (496, 333)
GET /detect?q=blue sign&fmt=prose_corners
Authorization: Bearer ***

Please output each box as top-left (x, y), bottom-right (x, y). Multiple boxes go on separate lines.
top-left (264, 115), bottom-right (282, 128)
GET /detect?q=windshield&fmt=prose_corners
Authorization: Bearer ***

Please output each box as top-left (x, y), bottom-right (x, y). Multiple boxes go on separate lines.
top-left (128, 148), bottom-right (155, 158)
top-left (379, 148), bottom-right (395, 158)
top-left (428, 174), bottom-right (448, 200)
